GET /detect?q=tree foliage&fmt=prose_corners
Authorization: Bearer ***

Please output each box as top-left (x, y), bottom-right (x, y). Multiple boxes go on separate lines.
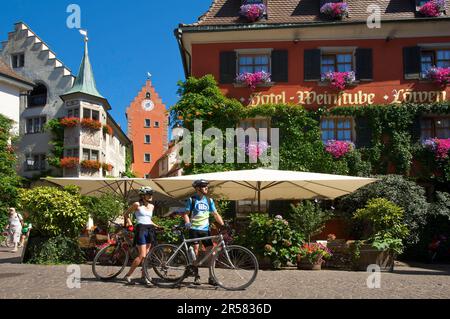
top-left (0, 114), bottom-right (22, 231)
top-left (288, 200), bottom-right (333, 244)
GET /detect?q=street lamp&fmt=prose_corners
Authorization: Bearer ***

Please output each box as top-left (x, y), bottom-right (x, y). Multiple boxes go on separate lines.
top-left (171, 124), bottom-right (184, 141)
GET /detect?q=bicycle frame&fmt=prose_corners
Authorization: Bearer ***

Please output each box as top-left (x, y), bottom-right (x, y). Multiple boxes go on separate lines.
top-left (166, 234), bottom-right (235, 269)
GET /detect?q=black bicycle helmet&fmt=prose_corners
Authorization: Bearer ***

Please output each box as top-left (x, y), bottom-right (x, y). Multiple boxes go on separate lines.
top-left (192, 179), bottom-right (209, 188)
top-left (139, 186), bottom-right (154, 195)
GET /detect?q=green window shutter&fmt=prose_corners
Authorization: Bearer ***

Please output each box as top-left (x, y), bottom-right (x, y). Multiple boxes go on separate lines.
top-left (220, 51), bottom-right (237, 84)
top-left (355, 48), bottom-right (373, 80)
top-left (403, 46), bottom-right (421, 80)
top-left (271, 50), bottom-right (288, 83)
top-left (304, 49), bottom-right (321, 81)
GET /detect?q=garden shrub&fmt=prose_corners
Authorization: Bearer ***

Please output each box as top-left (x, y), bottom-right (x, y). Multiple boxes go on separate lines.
top-left (26, 235), bottom-right (85, 265)
top-left (18, 186), bottom-right (88, 238)
top-left (235, 213), bottom-right (304, 269)
top-left (353, 198), bottom-right (409, 255)
top-left (338, 175), bottom-right (429, 244)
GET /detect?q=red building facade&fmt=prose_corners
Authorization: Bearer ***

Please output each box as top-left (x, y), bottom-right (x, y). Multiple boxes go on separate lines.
top-left (175, 0), bottom-right (450, 222)
top-left (126, 80), bottom-right (168, 178)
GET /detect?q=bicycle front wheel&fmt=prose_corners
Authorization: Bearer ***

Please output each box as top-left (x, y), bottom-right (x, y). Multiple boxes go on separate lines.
top-left (143, 244), bottom-right (188, 282)
top-left (92, 244), bottom-right (129, 280)
top-left (211, 245), bottom-right (259, 291)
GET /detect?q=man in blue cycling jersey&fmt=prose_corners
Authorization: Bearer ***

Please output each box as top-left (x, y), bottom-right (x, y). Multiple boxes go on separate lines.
top-left (183, 179), bottom-right (224, 286)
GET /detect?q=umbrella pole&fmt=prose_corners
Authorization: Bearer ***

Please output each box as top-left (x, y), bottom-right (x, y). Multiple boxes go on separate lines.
top-left (257, 182), bottom-right (261, 212)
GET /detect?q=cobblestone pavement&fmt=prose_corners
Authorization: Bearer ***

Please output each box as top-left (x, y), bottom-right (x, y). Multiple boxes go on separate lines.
top-left (0, 262), bottom-right (449, 299)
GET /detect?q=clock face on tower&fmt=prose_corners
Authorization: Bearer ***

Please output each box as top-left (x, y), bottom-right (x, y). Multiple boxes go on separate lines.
top-left (142, 100), bottom-right (154, 111)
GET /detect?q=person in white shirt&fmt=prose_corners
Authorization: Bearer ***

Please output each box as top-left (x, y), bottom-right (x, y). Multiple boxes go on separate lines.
top-left (6, 208), bottom-right (23, 252)
top-left (122, 187), bottom-right (162, 284)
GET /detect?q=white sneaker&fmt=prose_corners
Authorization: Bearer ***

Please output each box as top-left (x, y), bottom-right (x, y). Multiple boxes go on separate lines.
top-left (142, 276), bottom-right (151, 285)
top-left (123, 276), bottom-right (132, 284)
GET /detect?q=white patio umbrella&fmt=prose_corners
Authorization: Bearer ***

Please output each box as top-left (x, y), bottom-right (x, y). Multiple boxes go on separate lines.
top-left (153, 168), bottom-right (377, 211)
top-left (42, 177), bottom-right (173, 204)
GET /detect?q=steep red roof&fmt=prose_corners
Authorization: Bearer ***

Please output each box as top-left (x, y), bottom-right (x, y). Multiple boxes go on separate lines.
top-left (0, 58), bottom-right (34, 86)
top-left (186, 0), bottom-right (449, 26)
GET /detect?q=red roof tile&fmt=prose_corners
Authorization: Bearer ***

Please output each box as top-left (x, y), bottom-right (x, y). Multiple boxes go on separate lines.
top-left (0, 58), bottom-right (34, 86)
top-left (185, 0), bottom-right (449, 26)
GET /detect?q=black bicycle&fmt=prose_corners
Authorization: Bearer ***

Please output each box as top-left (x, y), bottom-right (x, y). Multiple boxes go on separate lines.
top-left (143, 224), bottom-right (259, 291)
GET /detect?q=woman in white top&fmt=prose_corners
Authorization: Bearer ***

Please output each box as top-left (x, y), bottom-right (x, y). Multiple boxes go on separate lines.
top-left (6, 208), bottom-right (23, 252)
top-left (123, 186), bottom-right (162, 284)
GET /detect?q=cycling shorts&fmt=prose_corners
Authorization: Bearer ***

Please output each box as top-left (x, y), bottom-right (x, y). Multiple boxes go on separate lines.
top-left (135, 224), bottom-right (157, 246)
top-left (189, 229), bottom-right (213, 247)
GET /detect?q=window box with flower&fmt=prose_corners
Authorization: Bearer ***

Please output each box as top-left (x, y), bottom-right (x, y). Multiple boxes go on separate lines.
top-left (60, 117), bottom-right (80, 128)
top-left (324, 140), bottom-right (355, 159)
top-left (101, 163), bottom-right (114, 172)
top-left (60, 157), bottom-right (79, 169)
top-left (239, 1), bottom-right (266, 22)
top-left (423, 138), bottom-right (450, 160)
top-left (235, 71), bottom-right (272, 90)
top-left (102, 124), bottom-right (113, 136)
top-left (418, 0), bottom-right (446, 17)
top-left (320, 2), bottom-right (349, 20)
top-left (81, 118), bottom-right (102, 131)
top-left (321, 71), bottom-right (356, 91)
top-left (425, 67), bottom-right (450, 87)
top-left (81, 160), bottom-right (101, 170)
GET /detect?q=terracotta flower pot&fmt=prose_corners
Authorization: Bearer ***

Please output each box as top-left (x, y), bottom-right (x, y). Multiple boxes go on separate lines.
top-left (297, 256), bottom-right (323, 270)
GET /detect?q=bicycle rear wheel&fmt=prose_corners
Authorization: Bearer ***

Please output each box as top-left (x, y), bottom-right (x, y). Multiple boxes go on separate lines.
top-left (211, 245), bottom-right (258, 291)
top-left (92, 244), bottom-right (129, 280)
top-left (143, 244), bottom-right (188, 282)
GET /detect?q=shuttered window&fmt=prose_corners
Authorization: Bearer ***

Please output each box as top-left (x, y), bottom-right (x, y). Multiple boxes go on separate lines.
top-left (421, 117), bottom-right (450, 140)
top-left (219, 51), bottom-right (237, 84)
top-left (304, 49), bottom-right (322, 81)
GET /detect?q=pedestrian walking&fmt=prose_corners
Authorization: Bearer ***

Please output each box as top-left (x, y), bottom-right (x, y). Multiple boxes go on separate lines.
top-left (6, 208), bottom-right (23, 253)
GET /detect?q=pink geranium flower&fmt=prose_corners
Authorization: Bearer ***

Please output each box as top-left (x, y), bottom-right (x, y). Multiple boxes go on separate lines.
top-left (236, 71), bottom-right (271, 89)
top-left (325, 140), bottom-right (354, 159)
top-left (321, 71), bottom-right (356, 91)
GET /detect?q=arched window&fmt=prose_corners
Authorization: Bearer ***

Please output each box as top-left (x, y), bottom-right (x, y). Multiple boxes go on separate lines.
top-left (28, 84), bottom-right (47, 107)
top-left (145, 92), bottom-right (151, 99)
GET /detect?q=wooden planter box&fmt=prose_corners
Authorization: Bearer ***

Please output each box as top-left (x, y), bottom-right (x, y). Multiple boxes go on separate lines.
top-left (355, 244), bottom-right (395, 272)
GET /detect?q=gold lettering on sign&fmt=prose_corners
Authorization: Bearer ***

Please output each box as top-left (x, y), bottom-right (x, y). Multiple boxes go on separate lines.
top-left (251, 90), bottom-right (447, 106)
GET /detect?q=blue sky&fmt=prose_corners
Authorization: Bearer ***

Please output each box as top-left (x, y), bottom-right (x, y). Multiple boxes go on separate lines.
top-left (0, 0), bottom-right (212, 132)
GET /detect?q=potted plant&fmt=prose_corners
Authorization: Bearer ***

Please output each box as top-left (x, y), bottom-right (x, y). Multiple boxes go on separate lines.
top-left (320, 2), bottom-right (349, 19)
top-left (321, 71), bottom-right (356, 90)
top-left (101, 163), bottom-right (113, 172)
top-left (425, 67), bottom-right (450, 87)
top-left (352, 198), bottom-right (409, 272)
top-left (418, 0), bottom-right (445, 17)
top-left (297, 243), bottom-right (332, 270)
top-left (236, 71), bottom-right (271, 89)
top-left (288, 200), bottom-right (333, 270)
top-left (239, 1), bottom-right (266, 22)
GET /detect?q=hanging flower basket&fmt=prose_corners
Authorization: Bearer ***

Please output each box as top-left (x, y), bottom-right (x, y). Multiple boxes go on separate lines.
top-left (101, 162), bottom-right (114, 172)
top-left (239, 3), bottom-right (266, 22)
top-left (320, 2), bottom-right (349, 19)
top-left (103, 124), bottom-right (113, 136)
top-left (325, 140), bottom-right (354, 159)
top-left (423, 138), bottom-right (450, 160)
top-left (236, 71), bottom-right (271, 89)
top-left (60, 117), bottom-right (80, 128)
top-left (81, 160), bottom-right (101, 170)
top-left (425, 67), bottom-right (450, 87)
top-left (419, 0), bottom-right (445, 17)
top-left (61, 157), bottom-right (79, 169)
top-left (321, 71), bottom-right (356, 90)
top-left (81, 118), bottom-right (102, 131)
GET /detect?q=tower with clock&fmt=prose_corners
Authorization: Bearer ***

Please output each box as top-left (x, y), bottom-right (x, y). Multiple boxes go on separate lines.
top-left (125, 78), bottom-right (168, 178)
